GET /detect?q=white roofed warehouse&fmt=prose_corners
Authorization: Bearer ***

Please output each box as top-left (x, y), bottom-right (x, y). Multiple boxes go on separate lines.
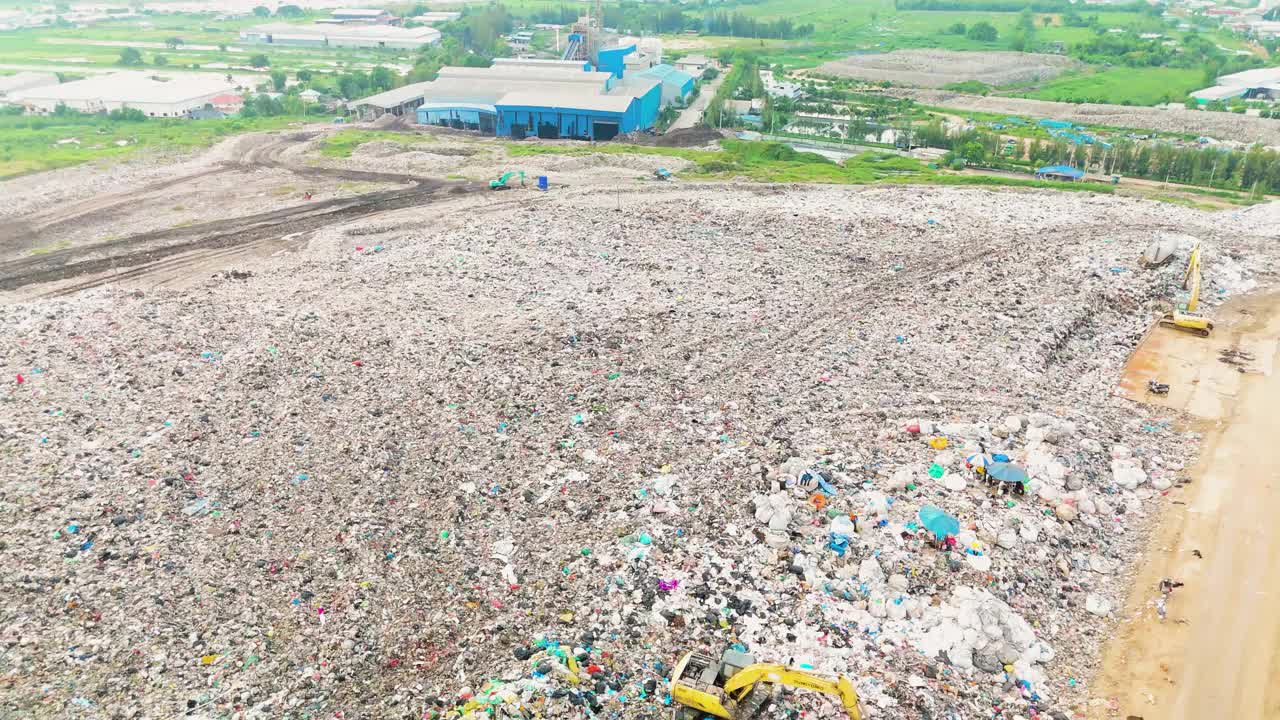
top-left (10, 73), bottom-right (236, 117)
top-left (239, 23), bottom-right (440, 50)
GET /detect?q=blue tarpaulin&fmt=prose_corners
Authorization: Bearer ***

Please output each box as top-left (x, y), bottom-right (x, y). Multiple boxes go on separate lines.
top-left (988, 462), bottom-right (1030, 484)
top-left (918, 505), bottom-right (960, 539)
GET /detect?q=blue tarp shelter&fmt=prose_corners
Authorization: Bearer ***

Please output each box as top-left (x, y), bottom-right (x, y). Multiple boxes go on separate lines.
top-left (1035, 165), bottom-right (1085, 181)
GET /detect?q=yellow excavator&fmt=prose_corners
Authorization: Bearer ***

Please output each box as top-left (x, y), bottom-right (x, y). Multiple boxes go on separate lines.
top-left (670, 648), bottom-right (863, 720)
top-left (1158, 240), bottom-right (1213, 338)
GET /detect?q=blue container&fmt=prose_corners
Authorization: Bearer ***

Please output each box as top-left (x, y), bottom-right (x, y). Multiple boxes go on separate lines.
top-left (537, 175), bottom-right (548, 191)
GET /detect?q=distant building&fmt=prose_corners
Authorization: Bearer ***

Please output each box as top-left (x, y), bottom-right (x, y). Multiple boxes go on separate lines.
top-left (1035, 165), bottom-right (1085, 182)
top-left (188, 107), bottom-right (226, 120)
top-left (329, 8), bottom-right (394, 24)
top-left (673, 54), bottom-right (710, 75)
top-left (209, 92), bottom-right (246, 113)
top-left (355, 59), bottom-right (661, 139)
top-left (760, 70), bottom-right (801, 99)
top-left (11, 72), bottom-right (235, 116)
top-left (409, 12), bottom-right (460, 25)
top-left (240, 23), bottom-right (440, 50)
top-left (507, 30), bottom-right (534, 51)
top-left (634, 64), bottom-right (695, 104)
top-left (1192, 66), bottom-right (1280, 103)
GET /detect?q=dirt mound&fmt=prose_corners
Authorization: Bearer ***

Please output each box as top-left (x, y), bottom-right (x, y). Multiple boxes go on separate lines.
top-left (901, 89), bottom-right (1280, 146)
top-left (818, 49), bottom-right (1079, 88)
top-left (645, 126), bottom-right (726, 147)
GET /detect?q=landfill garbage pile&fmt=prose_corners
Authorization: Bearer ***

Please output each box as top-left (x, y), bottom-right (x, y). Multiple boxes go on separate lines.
top-left (0, 184), bottom-right (1273, 720)
top-left (895, 89), bottom-right (1280, 147)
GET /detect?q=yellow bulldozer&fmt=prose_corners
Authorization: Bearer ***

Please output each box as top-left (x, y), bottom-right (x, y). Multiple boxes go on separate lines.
top-left (670, 648), bottom-right (863, 720)
top-left (1158, 240), bottom-right (1213, 338)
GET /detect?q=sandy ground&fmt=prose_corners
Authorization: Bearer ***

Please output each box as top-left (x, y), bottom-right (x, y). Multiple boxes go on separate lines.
top-left (1094, 293), bottom-right (1280, 719)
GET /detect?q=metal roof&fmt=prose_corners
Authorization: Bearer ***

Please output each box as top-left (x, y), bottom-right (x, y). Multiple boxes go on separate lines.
top-left (611, 76), bottom-right (661, 100)
top-left (1036, 165), bottom-right (1084, 178)
top-left (11, 72), bottom-right (234, 104)
top-left (1217, 66), bottom-right (1280, 87)
top-left (419, 101), bottom-right (497, 113)
top-left (1191, 85), bottom-right (1249, 101)
top-left (355, 80), bottom-right (437, 109)
top-left (498, 89), bottom-right (633, 114)
top-left (636, 64), bottom-right (694, 87)
top-left (357, 77), bottom-right (619, 109)
top-left (492, 58), bottom-right (591, 72)
top-left (437, 66), bottom-right (609, 85)
top-left (243, 23), bottom-right (440, 43)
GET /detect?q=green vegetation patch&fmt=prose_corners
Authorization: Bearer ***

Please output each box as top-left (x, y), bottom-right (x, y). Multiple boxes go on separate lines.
top-left (316, 129), bottom-right (428, 158)
top-left (0, 110), bottom-right (308, 179)
top-left (1016, 67), bottom-right (1204, 106)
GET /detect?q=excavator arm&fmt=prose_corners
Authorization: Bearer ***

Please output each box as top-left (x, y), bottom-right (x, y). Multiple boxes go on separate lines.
top-left (1183, 241), bottom-right (1202, 313)
top-left (723, 664), bottom-right (863, 720)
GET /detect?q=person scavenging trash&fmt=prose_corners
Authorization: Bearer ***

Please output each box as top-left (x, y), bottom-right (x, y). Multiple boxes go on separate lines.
top-left (987, 461), bottom-right (1029, 497)
top-left (1156, 578), bottom-right (1185, 620)
top-left (918, 505), bottom-right (960, 551)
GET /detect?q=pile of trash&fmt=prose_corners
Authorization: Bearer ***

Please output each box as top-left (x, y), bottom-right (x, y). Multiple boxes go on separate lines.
top-left (0, 183), bottom-right (1271, 719)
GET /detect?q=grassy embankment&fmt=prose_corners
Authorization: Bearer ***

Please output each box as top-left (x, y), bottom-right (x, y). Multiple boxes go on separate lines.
top-left (315, 129), bottom-right (427, 157)
top-left (0, 112), bottom-right (309, 178)
top-left (504, 137), bottom-right (1117, 192)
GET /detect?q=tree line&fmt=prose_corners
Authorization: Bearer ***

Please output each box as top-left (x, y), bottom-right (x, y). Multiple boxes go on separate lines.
top-left (914, 119), bottom-right (1280, 194)
top-left (520, 3), bottom-right (811, 39)
top-left (895, 0), bottom-right (1152, 12)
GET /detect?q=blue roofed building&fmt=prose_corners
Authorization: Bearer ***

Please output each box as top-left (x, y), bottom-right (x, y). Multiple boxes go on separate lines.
top-left (1035, 165), bottom-right (1085, 182)
top-left (635, 64), bottom-right (695, 105)
top-left (405, 58), bottom-right (662, 140)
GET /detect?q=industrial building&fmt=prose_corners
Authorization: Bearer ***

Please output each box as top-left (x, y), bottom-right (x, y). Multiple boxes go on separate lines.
top-left (239, 22), bottom-right (440, 50)
top-left (324, 8), bottom-right (395, 24)
top-left (408, 61), bottom-right (662, 139)
top-left (410, 12), bottom-right (460, 25)
top-left (1190, 66), bottom-right (1280, 104)
top-left (395, 58), bottom-right (663, 139)
top-left (1035, 165), bottom-right (1085, 182)
top-left (354, 4), bottom-right (685, 139)
top-left (10, 72), bottom-right (235, 116)
top-left (673, 54), bottom-right (711, 75)
top-left (634, 64), bottom-right (694, 105)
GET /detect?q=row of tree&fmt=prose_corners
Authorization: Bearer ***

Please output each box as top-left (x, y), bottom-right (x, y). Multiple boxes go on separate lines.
top-left (517, 3), bottom-right (811, 39)
top-left (702, 11), bottom-right (814, 39)
top-left (914, 119), bottom-right (1280, 193)
top-left (895, 0), bottom-right (1153, 13)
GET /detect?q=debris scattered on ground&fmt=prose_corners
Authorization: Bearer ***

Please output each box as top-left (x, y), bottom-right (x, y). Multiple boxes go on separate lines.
top-left (1, 143), bottom-right (1278, 719)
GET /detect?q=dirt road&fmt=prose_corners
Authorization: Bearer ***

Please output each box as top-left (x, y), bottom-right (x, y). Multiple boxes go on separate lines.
top-left (0, 131), bottom-right (485, 300)
top-left (1095, 292), bottom-right (1280, 719)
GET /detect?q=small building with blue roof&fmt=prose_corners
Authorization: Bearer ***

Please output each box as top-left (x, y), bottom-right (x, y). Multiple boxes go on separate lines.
top-left (1035, 165), bottom-right (1086, 182)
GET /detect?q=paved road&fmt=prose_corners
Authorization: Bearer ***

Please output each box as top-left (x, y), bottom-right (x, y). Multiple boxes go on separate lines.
top-left (670, 70), bottom-right (725, 131)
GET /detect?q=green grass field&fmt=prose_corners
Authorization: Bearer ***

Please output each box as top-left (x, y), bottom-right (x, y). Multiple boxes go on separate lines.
top-left (0, 12), bottom-right (419, 76)
top-left (0, 113), bottom-right (310, 178)
top-left (504, 136), bottom-right (1117, 192)
top-left (316, 129), bottom-right (430, 157)
top-left (1016, 66), bottom-right (1204, 105)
